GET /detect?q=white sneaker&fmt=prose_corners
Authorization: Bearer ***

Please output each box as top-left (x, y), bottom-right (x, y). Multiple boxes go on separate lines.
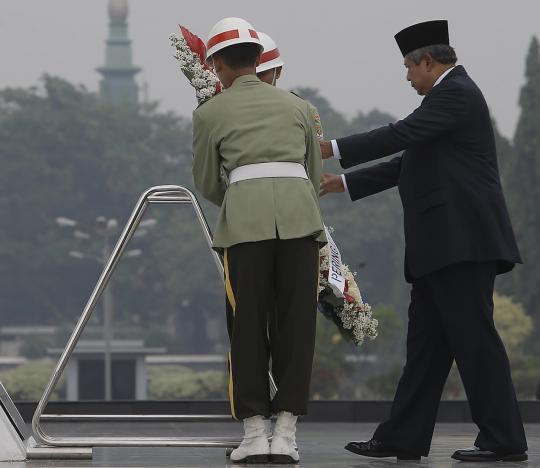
top-left (270, 411), bottom-right (300, 464)
top-left (230, 415), bottom-right (270, 464)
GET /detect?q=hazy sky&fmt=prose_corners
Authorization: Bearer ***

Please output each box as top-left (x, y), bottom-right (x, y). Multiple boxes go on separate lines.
top-left (2, 1), bottom-right (540, 138)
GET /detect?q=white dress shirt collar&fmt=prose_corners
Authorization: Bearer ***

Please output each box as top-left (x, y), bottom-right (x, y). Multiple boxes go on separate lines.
top-left (433, 66), bottom-right (456, 88)
top-left (333, 65), bottom-right (457, 164)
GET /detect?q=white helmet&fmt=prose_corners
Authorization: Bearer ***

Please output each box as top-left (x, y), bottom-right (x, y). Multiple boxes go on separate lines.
top-left (256, 32), bottom-right (285, 73)
top-left (206, 17), bottom-right (262, 59)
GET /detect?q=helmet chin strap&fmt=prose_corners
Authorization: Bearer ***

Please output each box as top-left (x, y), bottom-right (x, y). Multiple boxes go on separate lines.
top-left (271, 68), bottom-right (277, 86)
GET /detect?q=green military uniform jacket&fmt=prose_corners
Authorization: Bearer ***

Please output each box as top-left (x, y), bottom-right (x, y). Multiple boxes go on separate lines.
top-left (192, 74), bottom-right (326, 250)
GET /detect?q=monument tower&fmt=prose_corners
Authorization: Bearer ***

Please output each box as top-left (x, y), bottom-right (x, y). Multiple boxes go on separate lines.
top-left (97, 0), bottom-right (140, 104)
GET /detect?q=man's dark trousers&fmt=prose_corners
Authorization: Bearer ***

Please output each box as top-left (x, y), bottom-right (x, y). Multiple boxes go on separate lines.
top-left (373, 261), bottom-right (527, 456)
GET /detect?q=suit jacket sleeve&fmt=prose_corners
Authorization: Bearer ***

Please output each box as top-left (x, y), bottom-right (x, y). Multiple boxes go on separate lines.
top-left (192, 110), bottom-right (227, 206)
top-left (337, 81), bottom-right (468, 169)
top-left (345, 156), bottom-right (401, 201)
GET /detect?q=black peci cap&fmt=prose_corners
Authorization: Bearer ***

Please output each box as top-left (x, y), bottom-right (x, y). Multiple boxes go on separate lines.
top-left (394, 20), bottom-right (449, 57)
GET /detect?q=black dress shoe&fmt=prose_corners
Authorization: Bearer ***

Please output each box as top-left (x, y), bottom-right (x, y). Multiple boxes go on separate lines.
top-left (345, 438), bottom-right (420, 460)
top-left (452, 446), bottom-right (528, 462)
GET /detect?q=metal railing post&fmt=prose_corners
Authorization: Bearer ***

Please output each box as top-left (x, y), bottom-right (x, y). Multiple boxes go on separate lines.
top-left (32, 185), bottom-right (276, 450)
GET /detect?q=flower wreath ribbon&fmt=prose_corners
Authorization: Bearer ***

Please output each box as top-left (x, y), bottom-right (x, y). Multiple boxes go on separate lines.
top-left (324, 226), bottom-right (345, 297)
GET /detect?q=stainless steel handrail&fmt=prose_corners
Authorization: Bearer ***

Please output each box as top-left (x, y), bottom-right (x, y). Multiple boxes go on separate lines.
top-left (40, 414), bottom-right (233, 422)
top-left (32, 185), bottom-right (277, 449)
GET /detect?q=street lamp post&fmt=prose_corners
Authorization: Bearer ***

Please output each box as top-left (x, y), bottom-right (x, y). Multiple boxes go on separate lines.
top-left (102, 224), bottom-right (113, 401)
top-left (56, 215), bottom-right (153, 400)
top-left (97, 216), bottom-right (118, 401)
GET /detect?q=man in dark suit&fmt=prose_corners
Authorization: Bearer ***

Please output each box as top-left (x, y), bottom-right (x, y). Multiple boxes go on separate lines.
top-left (320, 20), bottom-right (528, 462)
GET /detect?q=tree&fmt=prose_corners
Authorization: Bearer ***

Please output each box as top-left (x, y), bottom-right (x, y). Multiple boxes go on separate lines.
top-left (311, 314), bottom-right (355, 399)
top-left (501, 37), bottom-right (540, 351)
top-left (493, 292), bottom-right (533, 356)
top-left (292, 87), bottom-right (407, 310)
top-left (494, 119), bottom-right (518, 301)
top-left (0, 76), bottom-right (228, 352)
top-left (493, 293), bottom-right (538, 398)
top-left (444, 293), bottom-right (534, 399)
top-left (290, 87), bottom-right (349, 140)
top-left (359, 305), bottom-right (403, 360)
top-left (493, 119), bottom-right (517, 185)
top-left (147, 365), bottom-right (227, 399)
top-left (366, 294), bottom-right (534, 399)
top-left (0, 76), bottom-right (412, 365)
top-left (0, 361), bottom-right (64, 400)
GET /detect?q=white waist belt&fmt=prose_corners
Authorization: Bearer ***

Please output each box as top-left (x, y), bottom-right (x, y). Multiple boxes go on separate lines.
top-left (229, 162), bottom-right (308, 184)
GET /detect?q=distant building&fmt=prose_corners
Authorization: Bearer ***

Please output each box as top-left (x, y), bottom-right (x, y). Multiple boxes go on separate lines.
top-left (0, 326), bottom-right (57, 358)
top-left (48, 340), bottom-right (165, 400)
top-left (97, 0), bottom-right (140, 104)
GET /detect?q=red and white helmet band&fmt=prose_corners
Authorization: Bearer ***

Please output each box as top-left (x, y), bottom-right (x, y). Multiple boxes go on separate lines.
top-left (207, 28), bottom-right (259, 51)
top-left (260, 48), bottom-right (281, 64)
top-left (255, 31), bottom-right (285, 73)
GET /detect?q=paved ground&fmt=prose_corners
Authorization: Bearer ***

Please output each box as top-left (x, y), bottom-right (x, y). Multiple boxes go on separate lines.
top-left (4, 422), bottom-right (539, 467)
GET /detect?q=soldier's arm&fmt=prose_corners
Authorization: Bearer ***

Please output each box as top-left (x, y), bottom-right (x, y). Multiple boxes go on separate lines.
top-left (192, 111), bottom-right (226, 206)
top-left (303, 102), bottom-right (323, 195)
top-left (307, 101), bottom-right (324, 140)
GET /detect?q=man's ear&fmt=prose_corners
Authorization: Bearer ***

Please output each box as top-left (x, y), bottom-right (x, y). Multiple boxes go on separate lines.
top-left (255, 53), bottom-right (262, 67)
top-left (275, 66), bottom-right (283, 80)
top-left (212, 55), bottom-right (223, 73)
top-left (423, 53), bottom-right (435, 71)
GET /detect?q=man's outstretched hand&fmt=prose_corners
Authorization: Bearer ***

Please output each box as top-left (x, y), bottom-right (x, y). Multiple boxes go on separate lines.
top-left (320, 173), bottom-right (345, 197)
top-left (319, 140), bottom-right (334, 159)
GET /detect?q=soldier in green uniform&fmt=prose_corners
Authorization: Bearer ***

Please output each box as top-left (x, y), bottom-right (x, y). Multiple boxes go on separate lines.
top-left (256, 31), bottom-right (324, 141)
top-left (192, 17), bottom-right (326, 464)
top-left (253, 30), bottom-right (327, 463)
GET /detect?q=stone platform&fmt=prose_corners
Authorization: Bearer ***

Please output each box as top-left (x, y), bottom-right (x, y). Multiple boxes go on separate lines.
top-left (5, 422), bottom-right (538, 467)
